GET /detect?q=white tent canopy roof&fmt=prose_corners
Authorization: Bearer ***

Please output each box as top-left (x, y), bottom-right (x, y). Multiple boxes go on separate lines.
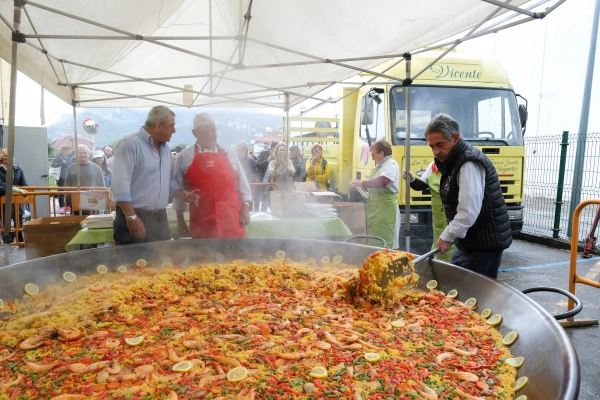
top-left (0, 0), bottom-right (564, 110)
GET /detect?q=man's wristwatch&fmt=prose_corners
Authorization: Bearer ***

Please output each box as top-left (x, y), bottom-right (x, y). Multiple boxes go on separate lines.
top-left (126, 214), bottom-right (138, 223)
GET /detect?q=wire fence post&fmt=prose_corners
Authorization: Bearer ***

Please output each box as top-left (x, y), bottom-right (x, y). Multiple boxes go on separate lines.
top-left (553, 131), bottom-right (569, 239)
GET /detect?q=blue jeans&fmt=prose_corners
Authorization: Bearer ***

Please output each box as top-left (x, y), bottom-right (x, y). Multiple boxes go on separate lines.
top-left (450, 248), bottom-right (503, 279)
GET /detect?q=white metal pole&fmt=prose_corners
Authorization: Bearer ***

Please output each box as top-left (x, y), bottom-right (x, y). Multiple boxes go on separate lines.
top-left (285, 93), bottom-right (290, 159)
top-left (404, 54), bottom-right (412, 252)
top-left (3, 2), bottom-right (22, 266)
top-left (72, 101), bottom-right (81, 191)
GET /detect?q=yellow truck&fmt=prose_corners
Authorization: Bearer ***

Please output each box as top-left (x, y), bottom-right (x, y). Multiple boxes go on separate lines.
top-left (285, 47), bottom-right (527, 252)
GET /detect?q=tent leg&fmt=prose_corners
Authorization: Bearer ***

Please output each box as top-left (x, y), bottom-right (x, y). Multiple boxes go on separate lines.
top-left (403, 54), bottom-right (412, 253)
top-left (3, 2), bottom-right (23, 266)
top-left (284, 93), bottom-right (290, 157)
top-left (72, 100), bottom-right (81, 190)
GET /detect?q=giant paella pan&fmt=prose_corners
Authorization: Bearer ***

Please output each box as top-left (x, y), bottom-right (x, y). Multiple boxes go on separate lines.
top-left (0, 238), bottom-right (580, 399)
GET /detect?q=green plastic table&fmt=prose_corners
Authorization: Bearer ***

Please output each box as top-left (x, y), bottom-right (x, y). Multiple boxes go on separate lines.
top-left (65, 214), bottom-right (352, 251)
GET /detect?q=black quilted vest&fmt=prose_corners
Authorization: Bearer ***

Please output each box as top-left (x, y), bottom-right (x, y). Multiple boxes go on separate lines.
top-left (436, 139), bottom-right (512, 252)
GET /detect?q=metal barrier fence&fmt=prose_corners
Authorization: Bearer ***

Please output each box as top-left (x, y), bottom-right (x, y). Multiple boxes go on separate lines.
top-left (523, 132), bottom-right (600, 251)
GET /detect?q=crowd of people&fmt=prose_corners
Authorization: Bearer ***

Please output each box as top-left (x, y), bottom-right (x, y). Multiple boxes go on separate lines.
top-left (0, 106), bottom-right (510, 279)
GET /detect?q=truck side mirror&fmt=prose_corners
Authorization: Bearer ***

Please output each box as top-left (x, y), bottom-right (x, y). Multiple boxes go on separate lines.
top-left (360, 97), bottom-right (374, 125)
top-left (518, 104), bottom-right (528, 128)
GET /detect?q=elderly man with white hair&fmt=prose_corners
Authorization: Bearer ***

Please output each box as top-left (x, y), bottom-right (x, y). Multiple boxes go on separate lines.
top-left (173, 113), bottom-right (252, 238)
top-left (65, 145), bottom-right (105, 188)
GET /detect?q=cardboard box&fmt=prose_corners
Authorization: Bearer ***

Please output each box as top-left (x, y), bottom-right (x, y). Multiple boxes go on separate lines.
top-left (24, 216), bottom-right (87, 260)
top-left (270, 191), bottom-right (307, 217)
top-left (294, 182), bottom-right (342, 204)
top-left (333, 202), bottom-right (366, 236)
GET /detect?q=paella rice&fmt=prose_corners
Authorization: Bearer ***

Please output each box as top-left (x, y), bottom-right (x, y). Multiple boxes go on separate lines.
top-left (0, 250), bottom-right (518, 399)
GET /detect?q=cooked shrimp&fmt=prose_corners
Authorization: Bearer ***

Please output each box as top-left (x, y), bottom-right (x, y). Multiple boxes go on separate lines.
top-left (90, 283), bottom-right (104, 292)
top-left (246, 324), bottom-right (262, 334)
top-left (323, 331), bottom-right (341, 346)
top-left (87, 330), bottom-right (109, 340)
top-left (446, 371), bottom-right (480, 382)
top-left (96, 370), bottom-right (109, 383)
top-left (0, 374), bottom-right (22, 391)
top-left (357, 339), bottom-right (382, 350)
top-left (443, 346), bottom-right (478, 356)
top-left (105, 359), bottom-right (121, 374)
top-left (104, 338), bottom-right (120, 348)
top-left (19, 329), bottom-right (56, 349)
top-left (257, 341), bottom-right (276, 350)
top-left (198, 373), bottom-right (227, 387)
top-left (341, 343), bottom-right (363, 350)
top-left (159, 317), bottom-right (190, 327)
top-left (186, 307), bottom-right (216, 315)
top-left (68, 361), bottom-right (107, 374)
top-left (416, 381), bottom-right (439, 400)
top-left (294, 328), bottom-right (312, 337)
top-left (310, 341), bottom-right (332, 350)
top-left (57, 327), bottom-right (82, 341)
top-left (277, 352), bottom-right (306, 360)
top-left (235, 388), bottom-right (256, 400)
top-left (339, 334), bottom-right (360, 342)
top-left (182, 340), bottom-right (206, 349)
top-left (168, 347), bottom-right (189, 362)
top-left (50, 396), bottom-right (94, 400)
top-left (0, 350), bottom-right (17, 362)
top-left (24, 360), bottom-right (59, 372)
top-left (108, 365), bottom-right (154, 382)
top-left (212, 355), bottom-right (242, 368)
top-left (435, 352), bottom-right (455, 365)
top-left (164, 391), bottom-right (179, 400)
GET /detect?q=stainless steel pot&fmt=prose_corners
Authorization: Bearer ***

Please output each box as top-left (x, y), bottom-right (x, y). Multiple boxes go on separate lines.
top-left (0, 238), bottom-right (580, 399)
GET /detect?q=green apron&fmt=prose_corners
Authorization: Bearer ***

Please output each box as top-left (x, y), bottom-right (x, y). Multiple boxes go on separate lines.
top-left (427, 171), bottom-right (455, 260)
top-left (366, 156), bottom-right (397, 248)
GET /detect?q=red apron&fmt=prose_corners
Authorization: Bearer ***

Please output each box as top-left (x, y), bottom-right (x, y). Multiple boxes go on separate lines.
top-left (184, 146), bottom-right (245, 239)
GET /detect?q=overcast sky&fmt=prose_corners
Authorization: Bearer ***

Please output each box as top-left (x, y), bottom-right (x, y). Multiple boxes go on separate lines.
top-left (13, 0), bottom-right (599, 137)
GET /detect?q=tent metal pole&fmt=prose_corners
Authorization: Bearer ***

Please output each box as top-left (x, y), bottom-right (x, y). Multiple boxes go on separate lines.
top-left (480, 0), bottom-right (541, 18)
top-left (404, 54), bottom-right (412, 253)
top-left (72, 100), bottom-right (81, 191)
top-left (209, 0), bottom-right (213, 94)
top-left (284, 94), bottom-right (290, 158)
top-left (239, 0), bottom-right (254, 65)
top-left (568, 0), bottom-right (600, 237)
top-left (3, 1), bottom-right (22, 266)
top-left (23, 35), bottom-right (236, 40)
top-left (0, 11), bottom-right (14, 31)
top-left (25, 1), bottom-right (235, 67)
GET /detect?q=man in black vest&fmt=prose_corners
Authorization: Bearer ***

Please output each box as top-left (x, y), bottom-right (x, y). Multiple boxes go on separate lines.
top-left (424, 114), bottom-right (512, 278)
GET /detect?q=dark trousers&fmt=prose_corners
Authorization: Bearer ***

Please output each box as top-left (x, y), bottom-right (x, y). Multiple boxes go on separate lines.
top-left (254, 185), bottom-right (267, 212)
top-left (114, 206), bottom-right (170, 245)
top-left (57, 178), bottom-right (66, 208)
top-left (450, 248), bottom-right (503, 279)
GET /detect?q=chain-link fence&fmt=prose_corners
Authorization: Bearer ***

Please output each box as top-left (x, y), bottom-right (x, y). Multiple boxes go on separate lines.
top-left (523, 132), bottom-right (600, 251)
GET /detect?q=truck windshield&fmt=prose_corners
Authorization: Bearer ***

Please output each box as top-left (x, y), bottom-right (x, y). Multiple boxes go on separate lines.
top-left (390, 86), bottom-right (523, 146)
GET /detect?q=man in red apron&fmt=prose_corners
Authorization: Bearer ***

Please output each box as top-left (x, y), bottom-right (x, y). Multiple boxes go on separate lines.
top-left (173, 113), bottom-right (253, 238)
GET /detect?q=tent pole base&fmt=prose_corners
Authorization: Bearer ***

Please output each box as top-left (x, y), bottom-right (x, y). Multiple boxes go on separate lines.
top-left (559, 319), bottom-right (599, 328)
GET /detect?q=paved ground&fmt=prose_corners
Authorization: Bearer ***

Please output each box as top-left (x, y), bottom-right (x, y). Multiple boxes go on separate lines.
top-left (1, 239), bottom-right (598, 399)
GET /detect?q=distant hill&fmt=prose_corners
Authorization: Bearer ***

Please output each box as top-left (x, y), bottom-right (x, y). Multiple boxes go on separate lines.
top-left (47, 108), bottom-right (284, 148)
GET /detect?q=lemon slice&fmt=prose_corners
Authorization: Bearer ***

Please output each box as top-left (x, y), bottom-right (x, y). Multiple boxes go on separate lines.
top-left (364, 353), bottom-right (381, 362)
top-left (486, 314), bottom-right (503, 326)
top-left (308, 366), bottom-right (328, 379)
top-left (446, 289), bottom-right (458, 299)
top-left (464, 297), bottom-right (477, 308)
top-left (162, 262), bottom-right (173, 269)
top-left (136, 259), bottom-right (147, 267)
top-left (172, 361), bottom-right (193, 373)
top-left (275, 250), bottom-right (285, 259)
top-left (505, 356), bottom-right (524, 368)
top-left (227, 366), bottom-right (249, 382)
top-left (117, 266), bottom-right (127, 273)
top-left (321, 256), bottom-right (330, 263)
top-left (63, 271), bottom-right (76, 282)
top-left (503, 331), bottom-right (519, 346)
top-left (0, 299), bottom-right (3, 310)
top-left (125, 336), bottom-right (143, 346)
top-left (96, 265), bottom-right (108, 274)
top-left (333, 255), bottom-right (343, 263)
top-left (513, 376), bottom-right (529, 392)
top-left (480, 308), bottom-right (492, 319)
top-left (426, 280), bottom-right (438, 290)
top-left (24, 283), bottom-right (39, 296)
top-left (515, 396), bottom-right (528, 400)
top-left (391, 320), bottom-right (405, 328)
top-left (97, 322), bottom-right (112, 328)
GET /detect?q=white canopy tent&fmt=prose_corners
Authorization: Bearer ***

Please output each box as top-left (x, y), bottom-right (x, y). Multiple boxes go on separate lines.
top-left (0, 0), bottom-right (566, 262)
